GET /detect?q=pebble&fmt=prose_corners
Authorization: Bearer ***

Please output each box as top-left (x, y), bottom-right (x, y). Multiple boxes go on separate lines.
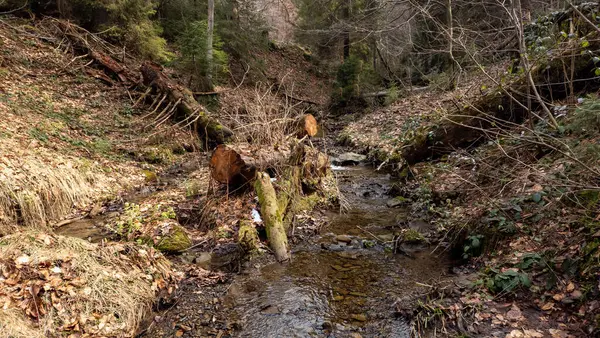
top-left (336, 235), bottom-right (352, 243)
top-left (322, 321), bottom-right (333, 331)
top-left (350, 314), bottom-right (367, 322)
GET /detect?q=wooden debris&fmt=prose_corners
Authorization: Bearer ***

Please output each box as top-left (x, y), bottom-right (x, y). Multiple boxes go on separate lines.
top-left (140, 61), bottom-right (233, 145)
top-left (209, 145), bottom-right (255, 187)
top-left (295, 113), bottom-right (318, 138)
top-left (254, 171), bottom-right (291, 262)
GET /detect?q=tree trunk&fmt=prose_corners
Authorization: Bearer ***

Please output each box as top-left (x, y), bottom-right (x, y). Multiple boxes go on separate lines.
top-left (209, 145), bottom-right (255, 186)
top-left (342, 0), bottom-right (351, 60)
top-left (255, 171), bottom-right (291, 262)
top-left (212, 143), bottom-right (333, 262)
top-left (206, 0), bottom-right (215, 89)
top-left (401, 45), bottom-right (599, 165)
top-left (140, 61), bottom-right (233, 145)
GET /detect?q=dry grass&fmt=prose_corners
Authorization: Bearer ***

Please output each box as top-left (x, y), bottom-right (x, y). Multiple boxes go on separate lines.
top-left (0, 18), bottom-right (199, 234)
top-left (0, 231), bottom-right (174, 337)
top-left (0, 159), bottom-right (97, 235)
top-left (219, 83), bottom-right (308, 146)
top-left (0, 308), bottom-right (45, 338)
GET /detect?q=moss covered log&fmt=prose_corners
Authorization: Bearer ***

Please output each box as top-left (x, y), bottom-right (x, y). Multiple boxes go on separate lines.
top-left (238, 220), bottom-right (261, 255)
top-left (255, 171), bottom-right (290, 262)
top-left (251, 142), bottom-right (336, 262)
top-left (401, 12), bottom-right (600, 165)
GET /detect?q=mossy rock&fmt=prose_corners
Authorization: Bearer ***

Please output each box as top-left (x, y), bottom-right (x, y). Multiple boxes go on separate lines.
top-left (403, 229), bottom-right (425, 243)
top-left (155, 225), bottom-right (192, 253)
top-left (140, 147), bottom-right (174, 164)
top-left (142, 169), bottom-right (158, 182)
top-left (238, 221), bottom-right (260, 255)
top-left (387, 196), bottom-right (410, 208)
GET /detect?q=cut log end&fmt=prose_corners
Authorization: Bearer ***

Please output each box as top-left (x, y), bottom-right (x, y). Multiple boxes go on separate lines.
top-left (209, 145), bottom-right (256, 187)
top-left (296, 114), bottom-right (318, 138)
top-left (209, 145), bottom-right (246, 184)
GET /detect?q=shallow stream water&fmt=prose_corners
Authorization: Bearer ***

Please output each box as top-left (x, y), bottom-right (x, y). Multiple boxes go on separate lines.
top-left (224, 164), bottom-right (451, 337)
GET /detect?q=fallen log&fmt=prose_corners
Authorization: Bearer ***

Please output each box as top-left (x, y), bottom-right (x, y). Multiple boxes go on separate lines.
top-left (209, 145), bottom-right (256, 187)
top-left (140, 61), bottom-right (233, 145)
top-left (88, 49), bottom-right (137, 83)
top-left (254, 143), bottom-right (332, 261)
top-left (49, 20), bottom-right (138, 84)
top-left (208, 139), bottom-right (329, 190)
top-left (401, 16), bottom-right (600, 165)
top-left (210, 142), bottom-right (334, 261)
top-left (44, 18), bottom-right (231, 145)
top-left (208, 143), bottom-right (292, 188)
top-left (255, 171), bottom-right (291, 262)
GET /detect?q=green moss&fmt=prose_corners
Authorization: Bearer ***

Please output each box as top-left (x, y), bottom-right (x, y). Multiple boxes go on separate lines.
top-left (577, 190), bottom-right (600, 209)
top-left (403, 229), bottom-right (425, 243)
top-left (141, 147), bottom-right (174, 164)
top-left (142, 170), bottom-right (158, 182)
top-left (90, 138), bottom-right (112, 154)
top-left (28, 127), bottom-right (48, 143)
top-left (336, 132), bottom-right (354, 146)
top-left (238, 221), bottom-right (260, 255)
top-left (389, 151), bottom-right (404, 163)
top-left (581, 238), bottom-right (600, 278)
top-left (296, 194), bottom-right (322, 212)
top-left (155, 225), bottom-right (192, 253)
top-left (394, 196), bottom-right (410, 203)
top-left (398, 166), bottom-right (411, 178)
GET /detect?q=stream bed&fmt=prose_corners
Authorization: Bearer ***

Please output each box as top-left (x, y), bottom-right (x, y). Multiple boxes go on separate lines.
top-left (53, 157), bottom-right (452, 337)
top-left (224, 164), bottom-right (451, 337)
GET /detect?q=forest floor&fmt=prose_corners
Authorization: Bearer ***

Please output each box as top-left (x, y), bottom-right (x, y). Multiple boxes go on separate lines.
top-left (1, 14), bottom-right (599, 338)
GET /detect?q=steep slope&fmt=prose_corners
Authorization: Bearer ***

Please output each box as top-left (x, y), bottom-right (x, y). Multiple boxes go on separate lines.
top-left (0, 18), bottom-right (198, 234)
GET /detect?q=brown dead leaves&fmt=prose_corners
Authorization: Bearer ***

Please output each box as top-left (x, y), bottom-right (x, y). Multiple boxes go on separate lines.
top-left (0, 232), bottom-right (177, 337)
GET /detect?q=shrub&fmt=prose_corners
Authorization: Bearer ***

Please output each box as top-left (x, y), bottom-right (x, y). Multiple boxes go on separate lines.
top-left (332, 56), bottom-right (363, 104)
top-left (384, 84), bottom-right (399, 106)
top-left (567, 96), bottom-right (600, 136)
top-left (484, 268), bottom-right (531, 294)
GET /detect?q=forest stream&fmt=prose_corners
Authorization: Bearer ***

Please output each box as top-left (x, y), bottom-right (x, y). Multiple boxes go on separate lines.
top-left (54, 154), bottom-right (452, 337)
top-left (222, 163), bottom-right (452, 337)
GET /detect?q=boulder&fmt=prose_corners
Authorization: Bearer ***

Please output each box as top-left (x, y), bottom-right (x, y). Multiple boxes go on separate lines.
top-left (332, 152), bottom-right (367, 165)
top-left (386, 196), bottom-right (409, 208)
top-left (155, 224), bottom-right (192, 253)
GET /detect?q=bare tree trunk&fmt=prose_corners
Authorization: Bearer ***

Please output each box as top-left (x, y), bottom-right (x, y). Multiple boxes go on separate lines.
top-left (446, 0), bottom-right (460, 89)
top-left (511, 0), bottom-right (559, 129)
top-left (343, 0), bottom-right (351, 60)
top-left (207, 0), bottom-right (215, 89)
